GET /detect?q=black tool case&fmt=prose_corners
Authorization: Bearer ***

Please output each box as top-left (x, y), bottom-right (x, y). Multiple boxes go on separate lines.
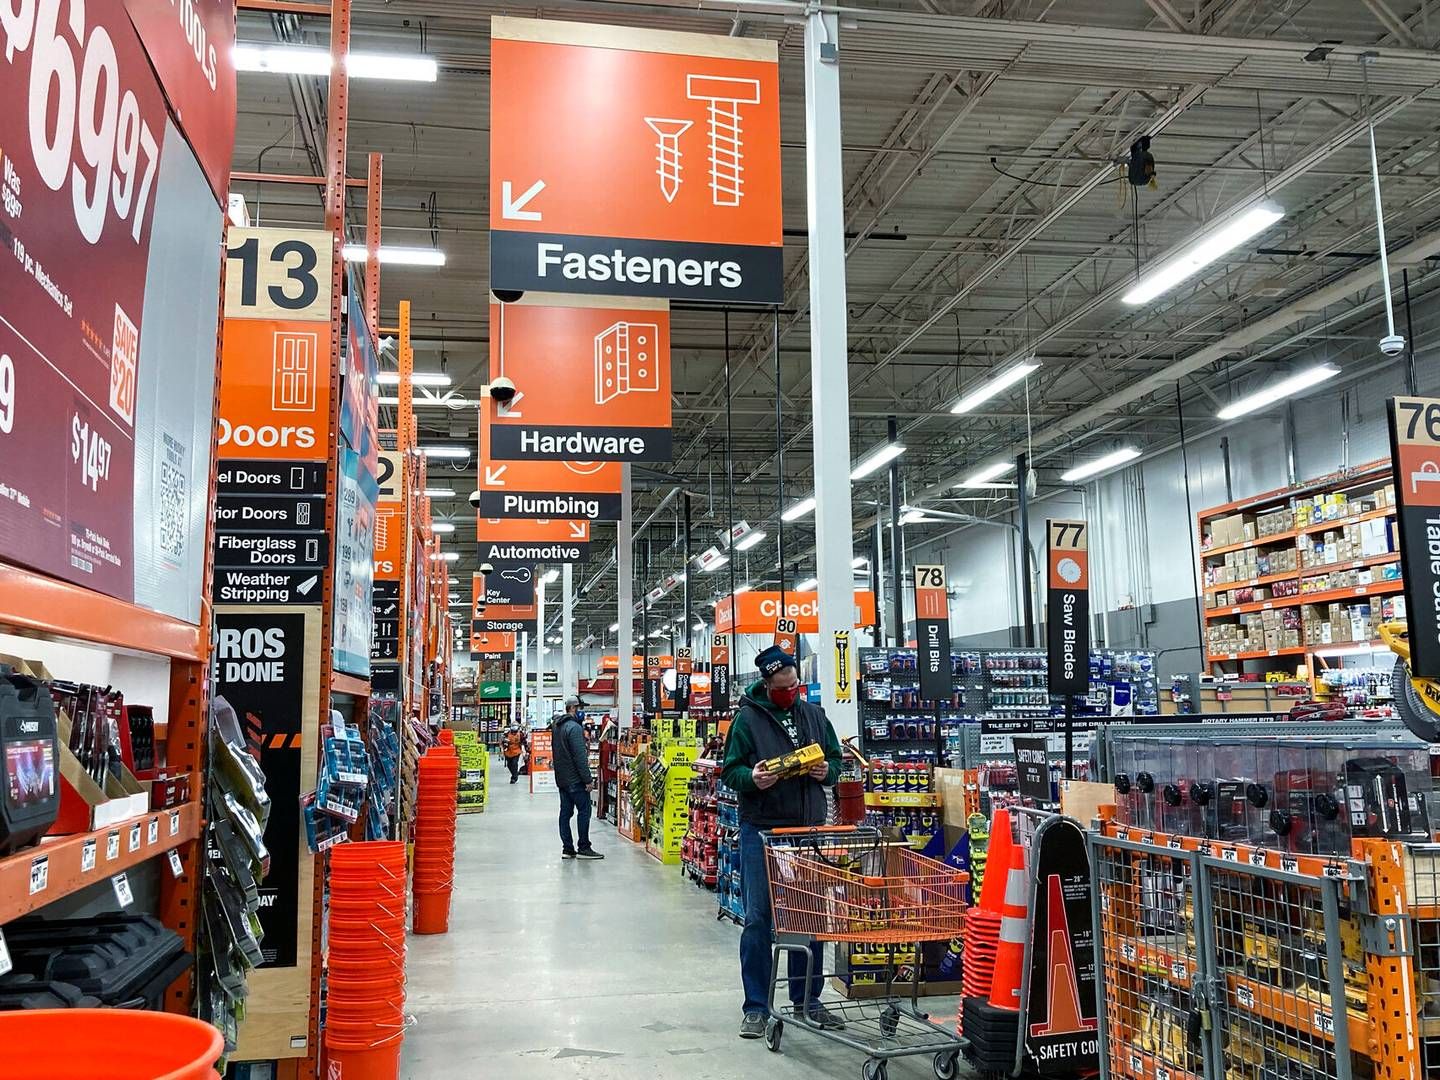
top-left (0, 913), bottom-right (192, 1010)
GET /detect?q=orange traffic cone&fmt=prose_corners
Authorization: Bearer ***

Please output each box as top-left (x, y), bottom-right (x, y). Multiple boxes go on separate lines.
top-left (987, 834), bottom-right (1029, 1011)
top-left (976, 807), bottom-right (1014, 914)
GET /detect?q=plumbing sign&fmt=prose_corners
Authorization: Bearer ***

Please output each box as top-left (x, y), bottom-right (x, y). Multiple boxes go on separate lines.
top-left (476, 405), bottom-right (623, 520)
top-left (489, 17), bottom-right (782, 304)
top-left (488, 294), bottom-right (673, 462)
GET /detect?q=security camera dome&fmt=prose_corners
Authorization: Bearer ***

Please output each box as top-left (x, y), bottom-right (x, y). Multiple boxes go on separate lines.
top-left (468, 490), bottom-right (481, 508)
top-left (490, 376), bottom-right (517, 403)
top-left (480, 562), bottom-right (495, 575)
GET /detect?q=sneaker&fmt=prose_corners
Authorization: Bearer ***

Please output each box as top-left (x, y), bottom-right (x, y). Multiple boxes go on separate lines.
top-left (561, 850), bottom-right (577, 860)
top-left (576, 848), bottom-right (605, 860)
top-left (795, 1003), bottom-right (846, 1030)
top-left (738, 1012), bottom-right (766, 1039)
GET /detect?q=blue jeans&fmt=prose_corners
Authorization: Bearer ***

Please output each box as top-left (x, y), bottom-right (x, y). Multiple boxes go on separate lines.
top-left (739, 821), bottom-right (823, 1016)
top-left (559, 785), bottom-right (592, 853)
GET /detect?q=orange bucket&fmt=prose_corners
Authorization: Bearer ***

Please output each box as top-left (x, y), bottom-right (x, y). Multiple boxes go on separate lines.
top-left (0, 1009), bottom-right (223, 1079)
top-left (437, 729), bottom-right (454, 745)
top-left (412, 890), bottom-right (451, 934)
top-left (325, 1038), bottom-right (403, 1080)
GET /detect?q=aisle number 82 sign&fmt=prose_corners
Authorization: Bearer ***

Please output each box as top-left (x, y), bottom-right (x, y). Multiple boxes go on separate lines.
top-left (224, 227), bottom-right (333, 322)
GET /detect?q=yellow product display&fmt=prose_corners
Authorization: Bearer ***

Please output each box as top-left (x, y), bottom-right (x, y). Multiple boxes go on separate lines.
top-left (452, 730), bottom-right (489, 814)
top-left (760, 742), bottom-right (824, 780)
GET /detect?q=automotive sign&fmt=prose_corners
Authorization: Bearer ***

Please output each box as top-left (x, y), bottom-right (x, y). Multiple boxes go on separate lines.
top-left (489, 17), bottom-right (782, 304)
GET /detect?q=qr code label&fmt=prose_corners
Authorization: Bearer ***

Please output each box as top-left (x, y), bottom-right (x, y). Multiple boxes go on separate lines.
top-left (157, 454), bottom-right (187, 563)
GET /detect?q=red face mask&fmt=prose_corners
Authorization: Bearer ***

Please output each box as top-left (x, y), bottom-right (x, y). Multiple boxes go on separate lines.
top-left (768, 684), bottom-right (802, 710)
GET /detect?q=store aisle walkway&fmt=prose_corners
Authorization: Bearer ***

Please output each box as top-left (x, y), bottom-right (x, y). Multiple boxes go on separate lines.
top-left (401, 774), bottom-right (958, 1079)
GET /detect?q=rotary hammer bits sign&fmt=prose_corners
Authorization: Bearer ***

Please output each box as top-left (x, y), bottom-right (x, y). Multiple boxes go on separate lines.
top-left (1046, 520), bottom-right (1090, 697)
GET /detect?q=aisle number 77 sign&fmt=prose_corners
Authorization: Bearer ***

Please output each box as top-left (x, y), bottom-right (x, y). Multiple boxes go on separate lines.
top-left (488, 17), bottom-right (783, 304)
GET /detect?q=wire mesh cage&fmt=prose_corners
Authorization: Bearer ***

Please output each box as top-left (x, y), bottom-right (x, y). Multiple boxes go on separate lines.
top-left (1091, 834), bottom-right (1206, 1079)
top-left (1407, 843), bottom-right (1440, 1073)
top-left (763, 828), bottom-right (967, 944)
top-left (1203, 857), bottom-right (1356, 1080)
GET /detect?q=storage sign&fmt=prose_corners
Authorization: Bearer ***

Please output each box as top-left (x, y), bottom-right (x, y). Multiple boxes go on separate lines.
top-left (489, 17), bottom-right (782, 304)
top-left (1389, 397), bottom-right (1440, 677)
top-left (489, 294), bottom-right (672, 461)
top-left (1046, 520), bottom-right (1090, 697)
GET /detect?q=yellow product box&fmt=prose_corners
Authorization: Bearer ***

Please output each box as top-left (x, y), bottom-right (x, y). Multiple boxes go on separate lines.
top-left (761, 742), bottom-right (824, 779)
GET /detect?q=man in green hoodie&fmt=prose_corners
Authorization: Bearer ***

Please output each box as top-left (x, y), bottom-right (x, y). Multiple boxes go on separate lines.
top-left (722, 645), bottom-right (845, 1041)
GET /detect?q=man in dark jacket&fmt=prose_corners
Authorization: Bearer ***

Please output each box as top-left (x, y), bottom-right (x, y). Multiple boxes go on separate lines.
top-left (552, 697), bottom-right (603, 860)
top-left (721, 646), bottom-right (844, 1040)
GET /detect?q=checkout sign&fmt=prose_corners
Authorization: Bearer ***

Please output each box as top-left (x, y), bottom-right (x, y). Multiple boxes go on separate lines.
top-left (1388, 397), bottom-right (1440, 677)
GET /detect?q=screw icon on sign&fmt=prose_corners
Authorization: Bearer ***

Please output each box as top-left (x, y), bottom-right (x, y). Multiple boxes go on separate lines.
top-left (686, 74), bottom-right (762, 207)
top-left (643, 118), bottom-right (694, 203)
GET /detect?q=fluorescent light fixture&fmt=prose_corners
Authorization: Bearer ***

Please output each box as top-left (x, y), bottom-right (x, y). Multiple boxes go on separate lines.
top-left (703, 556), bottom-right (729, 572)
top-left (233, 44), bottom-right (330, 75)
top-left (1216, 365), bottom-right (1339, 420)
top-left (781, 496), bottom-right (816, 522)
top-left (1060, 446), bottom-right (1142, 483)
top-left (608, 623), bottom-right (619, 632)
top-left (950, 362), bottom-right (1039, 415)
top-left (377, 371), bottom-right (451, 387)
top-left (430, 522), bottom-right (455, 534)
top-left (957, 461), bottom-right (1016, 488)
top-left (378, 395), bottom-right (478, 407)
top-left (899, 507), bottom-right (935, 525)
top-left (541, 569), bottom-right (559, 584)
top-left (420, 445), bottom-right (469, 459)
top-left (852, 557), bottom-right (869, 569)
top-left (795, 578), bottom-right (818, 592)
top-left (850, 442), bottom-right (906, 480)
top-left (1123, 201), bottom-right (1284, 305)
top-left (431, 551), bottom-right (459, 562)
top-left (234, 44), bottom-right (437, 82)
top-left (693, 620), bottom-right (705, 631)
top-left (342, 244), bottom-right (446, 267)
top-left (448, 577), bottom-right (460, 585)
top-left (734, 530), bottom-right (767, 552)
top-left (426, 488), bottom-right (456, 498)
top-left (734, 583), bottom-right (752, 594)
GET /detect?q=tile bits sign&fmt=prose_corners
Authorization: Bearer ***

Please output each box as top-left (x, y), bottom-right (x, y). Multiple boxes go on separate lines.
top-left (710, 633), bottom-right (731, 714)
top-left (1389, 396), bottom-right (1440, 678)
top-left (489, 294), bottom-right (672, 461)
top-left (477, 405), bottom-right (622, 520)
top-left (489, 17), bottom-right (782, 304)
top-left (1022, 815), bottom-right (1099, 1072)
top-left (1046, 520), bottom-right (1090, 696)
top-left (913, 564), bottom-right (952, 703)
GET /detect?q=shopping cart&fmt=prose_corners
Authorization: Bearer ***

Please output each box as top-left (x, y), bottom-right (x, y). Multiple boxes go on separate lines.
top-left (761, 825), bottom-right (969, 1080)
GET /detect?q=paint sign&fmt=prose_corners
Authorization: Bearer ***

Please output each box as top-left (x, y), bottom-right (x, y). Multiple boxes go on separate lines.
top-left (489, 17), bottom-right (782, 303)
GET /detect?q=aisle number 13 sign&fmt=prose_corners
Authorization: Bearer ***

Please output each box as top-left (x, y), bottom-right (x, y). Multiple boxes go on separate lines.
top-left (224, 227), bottom-right (333, 322)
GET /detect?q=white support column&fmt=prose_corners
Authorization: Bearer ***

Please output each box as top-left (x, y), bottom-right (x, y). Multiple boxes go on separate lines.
top-left (617, 466), bottom-right (634, 730)
top-left (562, 562), bottom-right (575, 697)
top-left (519, 631), bottom-right (529, 725)
top-left (805, 9), bottom-right (857, 740)
top-left (536, 572), bottom-right (546, 723)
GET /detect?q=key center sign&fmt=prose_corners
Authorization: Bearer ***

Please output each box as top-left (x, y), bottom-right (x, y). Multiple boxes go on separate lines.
top-left (489, 17), bottom-right (782, 304)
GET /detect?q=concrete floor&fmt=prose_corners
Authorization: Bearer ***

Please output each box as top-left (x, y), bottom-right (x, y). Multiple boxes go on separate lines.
top-left (401, 773), bottom-right (965, 1079)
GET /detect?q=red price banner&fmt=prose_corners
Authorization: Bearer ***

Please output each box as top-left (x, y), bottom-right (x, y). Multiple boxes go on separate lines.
top-left (0, 1), bottom-right (174, 599)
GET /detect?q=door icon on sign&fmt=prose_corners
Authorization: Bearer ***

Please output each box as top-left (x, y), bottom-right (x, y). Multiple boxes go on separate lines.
top-left (273, 331), bottom-right (320, 412)
top-left (595, 323), bottom-right (661, 405)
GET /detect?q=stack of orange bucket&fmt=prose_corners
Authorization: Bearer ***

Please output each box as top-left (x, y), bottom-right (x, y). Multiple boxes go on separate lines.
top-left (955, 807), bottom-right (1011, 1036)
top-left (413, 746), bottom-right (459, 934)
top-left (326, 840), bottom-right (408, 1078)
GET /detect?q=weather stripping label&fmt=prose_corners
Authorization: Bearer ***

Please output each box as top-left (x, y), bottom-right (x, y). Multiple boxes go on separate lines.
top-left (213, 567), bottom-right (323, 605)
top-left (491, 231), bottom-right (782, 304)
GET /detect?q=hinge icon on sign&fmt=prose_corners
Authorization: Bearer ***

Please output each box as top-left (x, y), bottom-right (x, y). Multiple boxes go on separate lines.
top-left (595, 323), bottom-right (661, 405)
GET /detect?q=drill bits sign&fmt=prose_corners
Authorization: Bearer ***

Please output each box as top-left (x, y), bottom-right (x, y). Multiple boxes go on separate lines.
top-left (488, 295), bottom-right (673, 462)
top-left (488, 17), bottom-right (782, 304)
